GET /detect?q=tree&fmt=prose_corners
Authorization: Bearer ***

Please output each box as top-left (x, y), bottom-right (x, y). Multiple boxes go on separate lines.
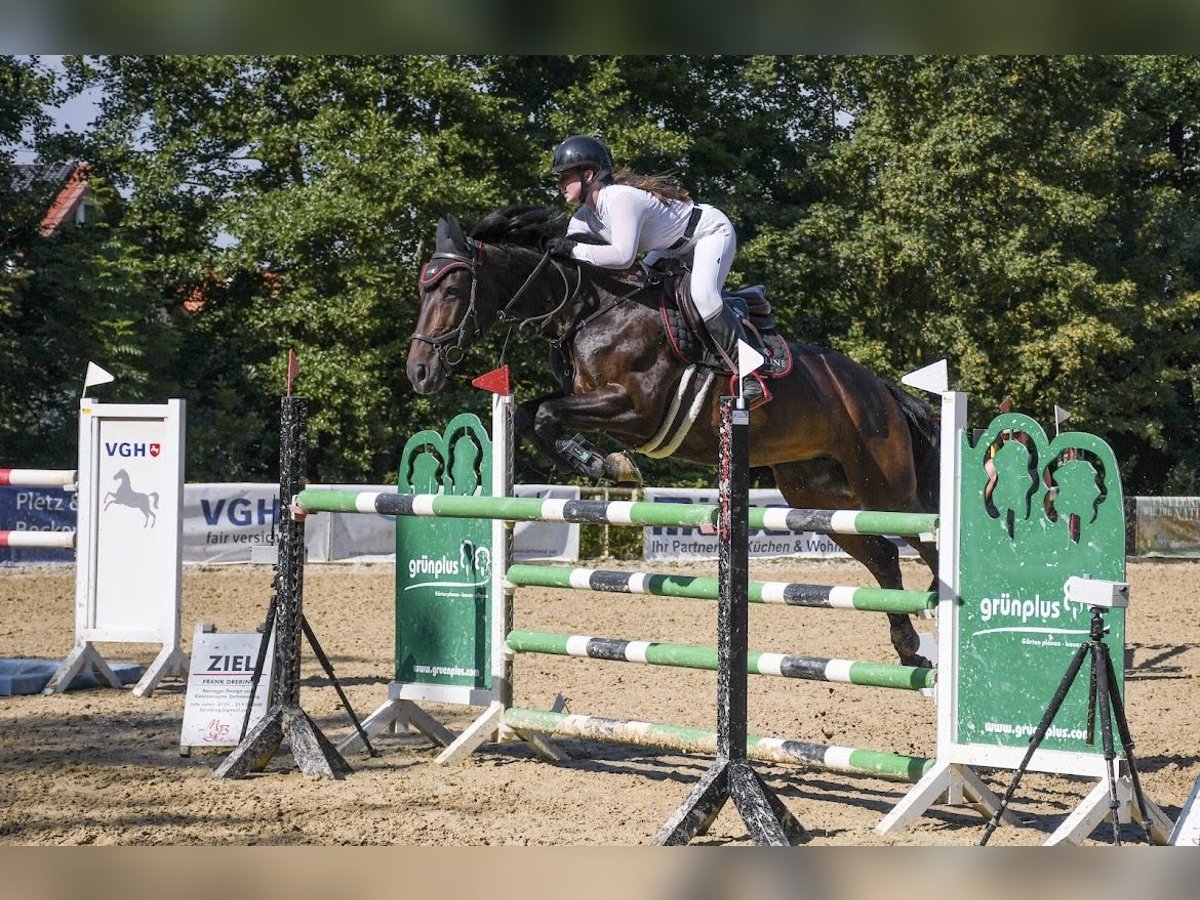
top-left (2, 57), bottom-right (169, 467)
top-left (71, 55), bottom-right (547, 481)
top-left (45, 54), bottom-right (1200, 495)
top-left (769, 55), bottom-right (1200, 492)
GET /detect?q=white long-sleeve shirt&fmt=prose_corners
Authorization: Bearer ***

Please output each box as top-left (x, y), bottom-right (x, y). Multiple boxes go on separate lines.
top-left (566, 184), bottom-right (696, 268)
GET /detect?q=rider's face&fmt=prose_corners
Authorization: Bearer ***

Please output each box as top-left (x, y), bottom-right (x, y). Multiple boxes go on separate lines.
top-left (558, 167), bottom-right (592, 205)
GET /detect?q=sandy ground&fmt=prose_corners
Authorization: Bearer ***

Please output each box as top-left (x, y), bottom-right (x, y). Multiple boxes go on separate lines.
top-left (0, 557), bottom-right (1196, 846)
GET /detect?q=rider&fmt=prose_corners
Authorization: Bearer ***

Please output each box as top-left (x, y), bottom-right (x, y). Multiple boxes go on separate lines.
top-left (547, 135), bottom-right (763, 399)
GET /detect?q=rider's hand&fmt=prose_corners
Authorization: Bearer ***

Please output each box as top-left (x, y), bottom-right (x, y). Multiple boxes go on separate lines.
top-left (547, 236), bottom-right (577, 259)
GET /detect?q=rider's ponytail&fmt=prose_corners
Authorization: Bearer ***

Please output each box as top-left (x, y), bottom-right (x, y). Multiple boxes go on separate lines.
top-left (611, 168), bottom-right (692, 204)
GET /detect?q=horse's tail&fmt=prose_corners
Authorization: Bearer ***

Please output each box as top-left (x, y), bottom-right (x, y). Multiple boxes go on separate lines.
top-left (149, 491), bottom-right (159, 509)
top-left (885, 380), bottom-right (940, 513)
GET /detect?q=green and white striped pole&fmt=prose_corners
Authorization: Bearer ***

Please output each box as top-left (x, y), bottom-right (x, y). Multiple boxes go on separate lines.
top-left (505, 629), bottom-right (936, 691)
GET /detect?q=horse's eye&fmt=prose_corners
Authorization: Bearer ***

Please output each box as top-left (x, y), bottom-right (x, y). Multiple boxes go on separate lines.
top-left (443, 288), bottom-right (462, 301)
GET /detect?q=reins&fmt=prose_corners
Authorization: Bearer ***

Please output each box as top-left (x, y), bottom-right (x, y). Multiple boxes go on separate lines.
top-left (415, 241), bottom-right (652, 374)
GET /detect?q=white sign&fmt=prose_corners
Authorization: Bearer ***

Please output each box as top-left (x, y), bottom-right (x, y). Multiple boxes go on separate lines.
top-left (180, 624), bottom-right (273, 752)
top-left (512, 484), bottom-right (580, 561)
top-left (46, 398), bottom-right (187, 698)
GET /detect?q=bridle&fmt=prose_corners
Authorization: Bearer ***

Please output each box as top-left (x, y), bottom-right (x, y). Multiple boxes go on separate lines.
top-left (411, 238), bottom-right (649, 372)
top-left (410, 244), bottom-right (485, 368)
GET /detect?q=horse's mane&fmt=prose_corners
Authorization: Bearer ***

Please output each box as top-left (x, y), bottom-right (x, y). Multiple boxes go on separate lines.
top-left (470, 204), bottom-right (566, 249)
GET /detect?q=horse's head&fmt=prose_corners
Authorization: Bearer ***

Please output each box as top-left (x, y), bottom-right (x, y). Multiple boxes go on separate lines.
top-left (407, 215), bottom-right (484, 395)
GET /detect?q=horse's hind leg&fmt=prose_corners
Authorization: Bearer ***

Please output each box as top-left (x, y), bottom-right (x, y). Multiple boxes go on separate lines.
top-left (771, 460), bottom-right (931, 668)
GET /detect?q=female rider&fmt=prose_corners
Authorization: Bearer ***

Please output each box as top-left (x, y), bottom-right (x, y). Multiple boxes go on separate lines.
top-left (546, 135), bottom-right (760, 398)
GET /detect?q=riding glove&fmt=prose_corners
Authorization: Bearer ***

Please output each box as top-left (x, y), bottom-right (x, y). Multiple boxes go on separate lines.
top-left (547, 236), bottom-right (577, 259)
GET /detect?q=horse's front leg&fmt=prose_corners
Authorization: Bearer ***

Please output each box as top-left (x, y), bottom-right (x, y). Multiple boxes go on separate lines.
top-left (516, 387), bottom-right (643, 485)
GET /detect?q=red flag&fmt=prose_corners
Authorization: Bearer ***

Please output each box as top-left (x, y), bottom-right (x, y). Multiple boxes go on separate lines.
top-left (471, 365), bottom-right (511, 396)
top-left (286, 349), bottom-right (299, 396)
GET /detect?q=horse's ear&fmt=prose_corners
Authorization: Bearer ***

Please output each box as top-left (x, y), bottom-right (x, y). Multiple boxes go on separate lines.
top-left (446, 215), bottom-right (468, 251)
top-left (435, 215), bottom-right (470, 255)
top-left (435, 216), bottom-right (452, 252)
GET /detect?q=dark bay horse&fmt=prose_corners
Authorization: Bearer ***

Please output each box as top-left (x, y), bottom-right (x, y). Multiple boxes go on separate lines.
top-left (406, 205), bottom-right (939, 667)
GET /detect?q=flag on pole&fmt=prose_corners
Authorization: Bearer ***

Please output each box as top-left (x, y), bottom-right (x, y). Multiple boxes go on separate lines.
top-left (736, 341), bottom-right (764, 378)
top-left (84, 361), bottom-right (115, 390)
top-left (286, 349), bottom-right (300, 396)
top-left (1054, 405), bottom-right (1072, 434)
top-left (900, 359), bottom-right (948, 395)
top-left (471, 365), bottom-right (511, 396)
top-left (736, 341), bottom-right (765, 403)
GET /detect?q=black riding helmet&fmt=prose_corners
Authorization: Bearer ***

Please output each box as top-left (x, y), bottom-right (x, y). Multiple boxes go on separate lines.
top-left (550, 135), bottom-right (613, 195)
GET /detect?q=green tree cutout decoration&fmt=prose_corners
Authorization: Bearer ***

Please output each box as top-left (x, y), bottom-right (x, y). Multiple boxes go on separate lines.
top-left (987, 434), bottom-right (1038, 534)
top-left (395, 413), bottom-right (493, 691)
top-left (1050, 454), bottom-right (1105, 537)
top-left (956, 412), bottom-right (1126, 754)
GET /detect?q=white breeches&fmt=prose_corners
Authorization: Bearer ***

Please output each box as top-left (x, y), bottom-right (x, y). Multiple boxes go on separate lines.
top-left (685, 206), bottom-right (736, 320)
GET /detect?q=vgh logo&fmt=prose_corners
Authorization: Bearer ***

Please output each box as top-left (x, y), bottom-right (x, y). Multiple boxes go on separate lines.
top-left (104, 441), bottom-right (162, 458)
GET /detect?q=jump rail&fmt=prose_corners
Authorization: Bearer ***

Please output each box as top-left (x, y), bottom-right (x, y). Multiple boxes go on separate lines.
top-left (296, 488), bottom-right (938, 538)
top-left (0, 468), bottom-right (76, 487)
top-left (503, 707), bottom-right (933, 783)
top-left (505, 629), bottom-right (937, 691)
top-left (0, 530), bottom-right (75, 549)
top-left (505, 564), bottom-right (937, 615)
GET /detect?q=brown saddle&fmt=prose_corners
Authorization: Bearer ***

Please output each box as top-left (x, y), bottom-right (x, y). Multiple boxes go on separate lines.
top-left (656, 269), bottom-right (793, 379)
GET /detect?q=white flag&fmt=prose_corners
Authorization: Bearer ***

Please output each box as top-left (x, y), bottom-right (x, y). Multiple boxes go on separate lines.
top-left (1054, 404), bottom-right (1072, 429)
top-left (736, 340), bottom-right (765, 380)
top-left (901, 359), bottom-right (949, 395)
top-left (84, 361), bottom-right (115, 389)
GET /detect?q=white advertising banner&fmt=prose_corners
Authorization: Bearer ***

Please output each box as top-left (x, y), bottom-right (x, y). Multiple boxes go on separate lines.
top-left (1134, 495), bottom-right (1200, 558)
top-left (184, 483), bottom-right (391, 564)
top-left (186, 483), bottom-right (283, 563)
top-left (182, 483), bottom-right (580, 564)
top-left (642, 487), bottom-right (918, 561)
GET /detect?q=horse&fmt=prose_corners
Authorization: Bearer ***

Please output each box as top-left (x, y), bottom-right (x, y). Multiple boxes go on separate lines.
top-left (406, 205), bottom-right (940, 667)
top-left (103, 468), bottom-right (159, 527)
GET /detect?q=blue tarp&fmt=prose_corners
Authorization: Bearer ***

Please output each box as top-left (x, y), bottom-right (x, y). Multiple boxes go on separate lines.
top-left (0, 658), bottom-right (143, 695)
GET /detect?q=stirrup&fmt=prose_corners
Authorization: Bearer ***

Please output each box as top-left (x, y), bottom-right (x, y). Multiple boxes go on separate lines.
top-left (727, 371), bottom-right (772, 410)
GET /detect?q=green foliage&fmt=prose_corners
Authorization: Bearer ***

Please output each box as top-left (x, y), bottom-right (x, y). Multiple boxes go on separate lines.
top-left (758, 56), bottom-right (1200, 493)
top-left (0, 210), bottom-right (174, 466)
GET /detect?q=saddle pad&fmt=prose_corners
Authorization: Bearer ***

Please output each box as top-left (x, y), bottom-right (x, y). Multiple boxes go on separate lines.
top-left (659, 293), bottom-right (793, 380)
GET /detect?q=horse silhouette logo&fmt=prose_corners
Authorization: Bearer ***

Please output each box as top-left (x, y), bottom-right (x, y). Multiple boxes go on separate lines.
top-left (103, 468), bottom-right (159, 527)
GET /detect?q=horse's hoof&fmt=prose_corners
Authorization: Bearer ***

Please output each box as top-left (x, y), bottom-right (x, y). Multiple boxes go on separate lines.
top-left (602, 452), bottom-right (642, 486)
top-left (902, 653), bottom-right (934, 669)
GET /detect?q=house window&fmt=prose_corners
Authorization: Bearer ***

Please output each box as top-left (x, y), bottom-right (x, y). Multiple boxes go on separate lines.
top-left (76, 197), bottom-right (101, 225)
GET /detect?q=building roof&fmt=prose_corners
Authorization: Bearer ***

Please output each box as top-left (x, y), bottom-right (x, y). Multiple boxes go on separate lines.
top-left (10, 161), bottom-right (76, 194)
top-left (10, 160), bottom-right (93, 236)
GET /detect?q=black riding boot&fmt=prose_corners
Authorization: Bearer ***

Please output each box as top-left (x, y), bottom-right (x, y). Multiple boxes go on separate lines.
top-left (703, 305), bottom-right (765, 404)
